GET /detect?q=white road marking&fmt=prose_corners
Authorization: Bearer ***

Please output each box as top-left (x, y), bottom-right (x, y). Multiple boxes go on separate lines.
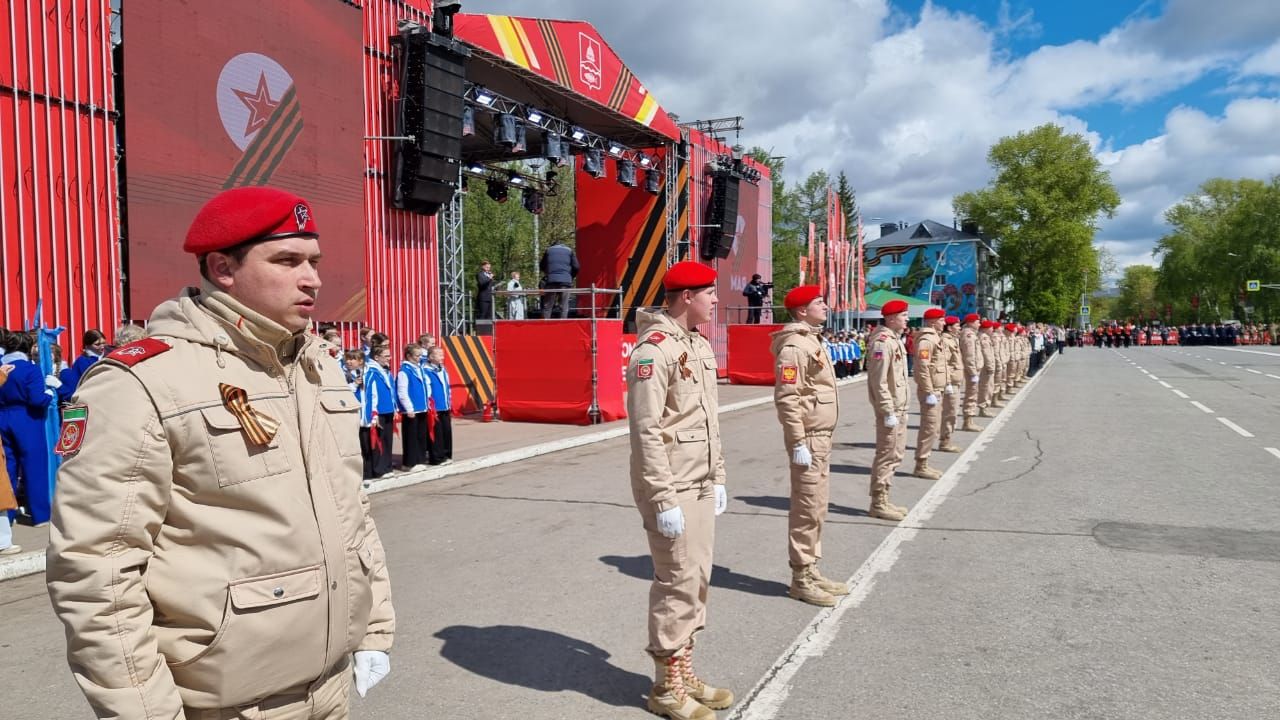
top-left (1265, 448), bottom-right (1280, 461)
top-left (730, 356), bottom-right (1055, 720)
top-left (1149, 375), bottom-right (1160, 380)
top-left (1190, 401), bottom-right (1215, 414)
top-left (1219, 361), bottom-right (1227, 365)
top-left (1234, 366), bottom-right (1243, 369)
top-left (1268, 374), bottom-right (1280, 380)
top-left (1171, 389), bottom-right (1189, 398)
top-left (1217, 417), bottom-right (1255, 438)
top-left (1158, 380), bottom-right (1173, 388)
top-left (1247, 369), bottom-right (1263, 375)
top-left (1001, 456), bottom-right (1021, 463)
top-left (1205, 347), bottom-right (1280, 358)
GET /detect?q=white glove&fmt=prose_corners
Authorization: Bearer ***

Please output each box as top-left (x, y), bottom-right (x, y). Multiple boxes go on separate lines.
top-left (945, 384), bottom-right (955, 395)
top-left (657, 506), bottom-right (685, 538)
top-left (353, 650), bottom-right (390, 698)
top-left (924, 393), bottom-right (938, 406)
top-left (884, 414), bottom-right (899, 428)
top-left (45, 374), bottom-right (63, 389)
top-left (713, 485), bottom-right (728, 516)
top-left (791, 443), bottom-right (813, 468)
top-left (971, 374), bottom-right (979, 383)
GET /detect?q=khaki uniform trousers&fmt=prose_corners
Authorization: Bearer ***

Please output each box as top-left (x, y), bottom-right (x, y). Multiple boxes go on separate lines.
top-left (186, 658), bottom-right (351, 720)
top-left (788, 434), bottom-right (832, 568)
top-left (963, 375), bottom-right (980, 417)
top-left (979, 368), bottom-right (994, 407)
top-left (940, 388), bottom-right (958, 442)
top-left (915, 399), bottom-right (941, 463)
top-left (636, 483), bottom-right (716, 658)
top-left (871, 412), bottom-right (908, 494)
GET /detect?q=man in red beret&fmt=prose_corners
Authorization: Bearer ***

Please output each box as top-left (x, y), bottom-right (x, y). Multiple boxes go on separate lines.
top-left (48, 187), bottom-right (395, 719)
top-left (911, 308), bottom-right (948, 480)
top-left (864, 299), bottom-right (913, 522)
top-left (627, 260), bottom-right (732, 718)
top-left (978, 320), bottom-right (999, 415)
top-left (769, 286), bottom-right (849, 607)
top-left (938, 316), bottom-right (964, 453)
top-left (959, 313), bottom-right (984, 430)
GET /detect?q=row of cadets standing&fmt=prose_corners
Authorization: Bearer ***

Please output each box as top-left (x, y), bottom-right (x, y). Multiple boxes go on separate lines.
top-left (958, 313), bottom-right (985, 431)
top-left (938, 316), bottom-right (964, 452)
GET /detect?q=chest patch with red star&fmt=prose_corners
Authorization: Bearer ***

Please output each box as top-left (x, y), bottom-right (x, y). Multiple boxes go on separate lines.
top-left (54, 405), bottom-right (89, 457)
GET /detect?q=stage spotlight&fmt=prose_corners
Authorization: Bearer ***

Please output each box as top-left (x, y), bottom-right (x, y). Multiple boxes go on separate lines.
top-left (496, 113), bottom-right (519, 147)
top-left (544, 133), bottom-right (565, 164)
top-left (607, 142), bottom-right (623, 156)
top-left (583, 148), bottom-right (605, 178)
top-left (526, 107), bottom-right (544, 125)
top-left (461, 106), bottom-right (475, 137)
top-left (645, 168), bottom-right (662, 195)
top-left (569, 126), bottom-right (587, 142)
top-left (465, 161), bottom-right (486, 174)
top-left (617, 158), bottom-right (636, 187)
top-left (508, 170), bottom-right (525, 186)
top-left (513, 123), bottom-right (528, 153)
top-left (638, 154), bottom-right (652, 168)
top-left (486, 178), bottom-right (509, 203)
top-left (522, 190), bottom-right (545, 215)
top-left (475, 87), bottom-right (496, 106)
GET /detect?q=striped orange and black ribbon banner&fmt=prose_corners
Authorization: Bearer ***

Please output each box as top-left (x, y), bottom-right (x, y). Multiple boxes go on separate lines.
top-left (442, 336), bottom-right (495, 410)
top-left (614, 150), bottom-right (691, 326)
top-left (223, 84), bottom-right (303, 189)
top-left (607, 64), bottom-right (636, 113)
top-left (219, 383), bottom-right (280, 447)
top-left (535, 19), bottom-right (573, 87)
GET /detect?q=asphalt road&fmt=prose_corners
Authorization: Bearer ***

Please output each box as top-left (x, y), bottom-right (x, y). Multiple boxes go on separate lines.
top-left (2, 346), bottom-right (1277, 719)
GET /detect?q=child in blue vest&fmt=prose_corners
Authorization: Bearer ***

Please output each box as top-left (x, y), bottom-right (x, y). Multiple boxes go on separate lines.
top-left (360, 345), bottom-right (396, 479)
top-left (423, 345), bottom-right (453, 465)
top-left (0, 331), bottom-right (55, 525)
top-left (396, 343), bottom-right (430, 470)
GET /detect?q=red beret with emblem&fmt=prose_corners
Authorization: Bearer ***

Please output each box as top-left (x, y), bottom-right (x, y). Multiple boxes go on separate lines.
top-left (980, 320), bottom-right (995, 329)
top-left (964, 313), bottom-right (980, 324)
top-left (662, 261), bottom-right (718, 291)
top-left (1004, 323), bottom-right (1017, 331)
top-left (881, 299), bottom-right (909, 316)
top-left (184, 186), bottom-right (319, 255)
top-left (923, 307), bottom-right (945, 320)
top-left (945, 315), bottom-right (959, 325)
top-left (784, 285), bottom-right (823, 310)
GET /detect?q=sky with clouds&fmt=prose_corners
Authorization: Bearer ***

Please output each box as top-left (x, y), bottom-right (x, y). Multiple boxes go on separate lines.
top-left (471, 0), bottom-right (1280, 279)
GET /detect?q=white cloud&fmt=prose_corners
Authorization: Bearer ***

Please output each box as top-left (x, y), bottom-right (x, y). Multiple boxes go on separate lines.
top-left (468, 0), bottom-right (1280, 276)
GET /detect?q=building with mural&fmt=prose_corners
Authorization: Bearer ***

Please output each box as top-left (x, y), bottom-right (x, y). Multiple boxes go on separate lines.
top-left (864, 220), bottom-right (1000, 317)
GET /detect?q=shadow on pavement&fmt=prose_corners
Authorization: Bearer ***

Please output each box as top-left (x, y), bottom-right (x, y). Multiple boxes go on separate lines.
top-left (735, 494), bottom-right (869, 518)
top-left (829, 463), bottom-right (872, 476)
top-left (434, 625), bottom-right (650, 708)
top-left (838, 441), bottom-right (877, 449)
top-left (600, 555), bottom-right (790, 598)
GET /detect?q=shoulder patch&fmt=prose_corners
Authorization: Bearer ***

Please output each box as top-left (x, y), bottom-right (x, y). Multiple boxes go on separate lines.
top-left (55, 404), bottom-right (89, 457)
top-left (644, 331), bottom-right (667, 345)
top-left (780, 364), bottom-right (799, 384)
top-left (107, 337), bottom-right (171, 367)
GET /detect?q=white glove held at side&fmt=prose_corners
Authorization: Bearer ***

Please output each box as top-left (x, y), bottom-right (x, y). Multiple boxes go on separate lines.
top-left (713, 485), bottom-right (728, 516)
top-left (945, 384), bottom-right (955, 395)
top-left (884, 414), bottom-right (899, 428)
top-left (45, 374), bottom-right (63, 389)
top-left (925, 393), bottom-right (938, 406)
top-left (791, 443), bottom-right (813, 468)
top-left (657, 506), bottom-right (685, 538)
top-left (353, 650), bottom-right (391, 698)
top-left (971, 374), bottom-right (979, 383)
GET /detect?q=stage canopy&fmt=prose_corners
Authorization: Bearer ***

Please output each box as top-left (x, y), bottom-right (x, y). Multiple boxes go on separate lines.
top-left (453, 13), bottom-right (679, 161)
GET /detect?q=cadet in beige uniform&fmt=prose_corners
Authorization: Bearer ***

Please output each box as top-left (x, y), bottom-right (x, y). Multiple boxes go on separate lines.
top-left (47, 188), bottom-right (395, 720)
top-left (937, 316), bottom-right (963, 453)
top-left (912, 308), bottom-right (948, 480)
top-left (771, 286), bottom-right (849, 608)
top-left (978, 320), bottom-right (998, 416)
top-left (865, 300), bottom-right (913, 522)
top-left (627, 261), bottom-right (732, 720)
top-left (959, 313), bottom-right (984, 431)
top-left (992, 324), bottom-right (1009, 405)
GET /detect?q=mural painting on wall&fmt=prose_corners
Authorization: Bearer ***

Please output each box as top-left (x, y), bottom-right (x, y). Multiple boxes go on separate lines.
top-left (865, 244), bottom-right (979, 315)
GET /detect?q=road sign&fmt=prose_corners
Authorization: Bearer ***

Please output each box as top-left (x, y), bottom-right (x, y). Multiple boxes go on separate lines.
top-left (1246, 280), bottom-right (1261, 292)
top-left (1080, 305), bottom-right (1091, 316)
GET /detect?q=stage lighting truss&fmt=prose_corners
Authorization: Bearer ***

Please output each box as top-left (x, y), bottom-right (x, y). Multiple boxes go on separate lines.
top-left (710, 152), bottom-right (763, 186)
top-left (617, 158), bottom-right (637, 187)
top-left (461, 161), bottom-right (557, 199)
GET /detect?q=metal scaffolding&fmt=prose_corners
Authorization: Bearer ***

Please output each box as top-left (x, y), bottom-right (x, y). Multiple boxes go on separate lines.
top-left (665, 140), bottom-right (681, 265)
top-left (438, 168), bottom-right (466, 336)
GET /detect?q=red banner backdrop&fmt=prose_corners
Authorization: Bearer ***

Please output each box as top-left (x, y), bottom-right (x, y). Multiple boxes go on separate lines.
top-left (122, 0), bottom-right (365, 320)
top-left (495, 320), bottom-right (625, 424)
top-left (727, 323), bottom-right (784, 385)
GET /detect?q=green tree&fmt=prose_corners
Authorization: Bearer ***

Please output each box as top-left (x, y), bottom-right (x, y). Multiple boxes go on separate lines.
top-left (1116, 264), bottom-right (1158, 321)
top-left (954, 124), bottom-right (1120, 323)
top-left (748, 148), bottom-right (800, 293)
top-left (836, 170), bottom-right (859, 235)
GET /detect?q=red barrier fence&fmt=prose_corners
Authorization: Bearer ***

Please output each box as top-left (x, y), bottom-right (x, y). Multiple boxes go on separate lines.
top-left (495, 319), bottom-right (626, 425)
top-left (727, 323), bottom-right (783, 385)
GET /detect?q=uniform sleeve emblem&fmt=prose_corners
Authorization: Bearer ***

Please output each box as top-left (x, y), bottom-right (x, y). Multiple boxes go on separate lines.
top-left (636, 358), bottom-right (654, 379)
top-left (54, 405), bottom-right (89, 457)
top-left (646, 331), bottom-right (666, 344)
top-left (780, 364), bottom-right (798, 384)
top-left (106, 337), bottom-right (171, 366)
top-left (873, 342), bottom-right (884, 359)
top-left (920, 348), bottom-right (931, 361)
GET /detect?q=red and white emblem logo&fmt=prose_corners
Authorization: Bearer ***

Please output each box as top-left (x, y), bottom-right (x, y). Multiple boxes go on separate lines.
top-left (116, 346), bottom-right (148, 357)
top-left (578, 32), bottom-right (602, 90)
top-left (293, 202), bottom-right (310, 230)
top-left (55, 406), bottom-right (89, 457)
top-left (217, 53), bottom-right (293, 151)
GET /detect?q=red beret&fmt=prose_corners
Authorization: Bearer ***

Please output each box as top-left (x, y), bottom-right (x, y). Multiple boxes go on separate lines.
top-left (1004, 323), bottom-right (1017, 331)
top-left (964, 313), bottom-right (980, 324)
top-left (881, 299), bottom-right (909, 316)
top-left (662, 261), bottom-right (717, 291)
top-left (923, 307), bottom-right (945, 320)
top-left (184, 187), bottom-right (319, 255)
top-left (945, 315), bottom-right (959, 325)
top-left (784, 285), bottom-right (823, 310)
top-left (981, 320), bottom-right (995, 329)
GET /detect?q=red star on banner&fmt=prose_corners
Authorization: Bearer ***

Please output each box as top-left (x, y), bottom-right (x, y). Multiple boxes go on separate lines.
top-left (232, 72), bottom-right (279, 137)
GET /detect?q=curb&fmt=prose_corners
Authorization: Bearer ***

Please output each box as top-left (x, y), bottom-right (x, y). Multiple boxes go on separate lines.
top-left (3, 375), bottom-right (866, 583)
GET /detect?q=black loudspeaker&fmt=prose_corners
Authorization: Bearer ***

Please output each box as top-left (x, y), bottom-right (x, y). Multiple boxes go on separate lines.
top-left (700, 172), bottom-right (739, 260)
top-left (391, 29), bottom-right (469, 215)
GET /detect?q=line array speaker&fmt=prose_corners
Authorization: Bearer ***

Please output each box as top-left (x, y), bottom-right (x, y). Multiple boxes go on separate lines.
top-left (390, 29), bottom-right (470, 215)
top-left (700, 171), bottom-right (739, 260)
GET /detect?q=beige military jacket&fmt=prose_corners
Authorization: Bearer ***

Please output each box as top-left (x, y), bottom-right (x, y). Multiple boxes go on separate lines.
top-left (980, 330), bottom-right (995, 370)
top-left (913, 327), bottom-right (947, 395)
top-left (769, 322), bottom-right (838, 450)
top-left (995, 332), bottom-right (1009, 367)
top-left (865, 326), bottom-right (909, 416)
top-left (47, 288), bottom-right (394, 717)
top-left (627, 309), bottom-right (726, 513)
top-left (960, 326), bottom-right (983, 376)
top-left (943, 330), bottom-right (963, 385)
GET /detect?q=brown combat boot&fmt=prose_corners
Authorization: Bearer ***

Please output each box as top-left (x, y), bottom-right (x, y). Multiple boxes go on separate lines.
top-left (808, 564), bottom-right (850, 596)
top-left (978, 406), bottom-right (994, 418)
top-left (789, 565), bottom-right (837, 607)
top-left (961, 416), bottom-right (983, 432)
top-left (937, 439), bottom-right (962, 453)
top-left (912, 463), bottom-right (943, 480)
top-left (868, 491), bottom-right (906, 521)
top-left (991, 397), bottom-right (1006, 408)
top-left (648, 655), bottom-right (715, 719)
top-left (679, 643), bottom-right (734, 710)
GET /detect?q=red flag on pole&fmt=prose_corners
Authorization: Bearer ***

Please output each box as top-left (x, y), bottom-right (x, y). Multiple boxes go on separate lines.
top-left (856, 215), bottom-right (867, 311)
